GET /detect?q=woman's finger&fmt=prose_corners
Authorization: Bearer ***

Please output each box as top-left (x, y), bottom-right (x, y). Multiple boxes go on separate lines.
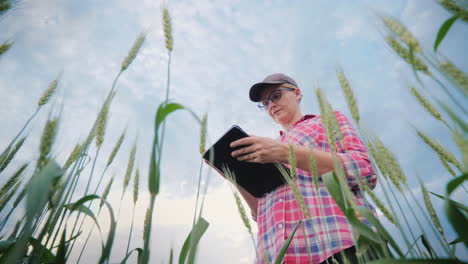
top-left (230, 136), bottom-right (256, 148)
top-left (232, 144), bottom-right (256, 157)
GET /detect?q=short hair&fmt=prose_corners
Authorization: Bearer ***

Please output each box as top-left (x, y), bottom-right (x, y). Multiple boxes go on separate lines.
top-left (279, 83), bottom-right (302, 102)
top-left (279, 83), bottom-right (297, 89)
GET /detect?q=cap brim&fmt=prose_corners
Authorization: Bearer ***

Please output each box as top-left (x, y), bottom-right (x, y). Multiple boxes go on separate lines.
top-left (249, 81), bottom-right (286, 102)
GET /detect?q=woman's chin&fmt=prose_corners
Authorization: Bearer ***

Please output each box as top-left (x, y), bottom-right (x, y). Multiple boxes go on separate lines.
top-left (274, 114), bottom-right (289, 125)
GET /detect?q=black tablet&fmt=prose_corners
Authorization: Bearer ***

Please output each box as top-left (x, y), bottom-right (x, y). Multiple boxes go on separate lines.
top-left (203, 125), bottom-right (287, 197)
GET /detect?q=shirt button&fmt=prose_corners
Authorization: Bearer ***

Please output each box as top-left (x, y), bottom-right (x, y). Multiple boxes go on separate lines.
top-left (278, 198), bottom-right (283, 202)
top-left (278, 223), bottom-right (283, 229)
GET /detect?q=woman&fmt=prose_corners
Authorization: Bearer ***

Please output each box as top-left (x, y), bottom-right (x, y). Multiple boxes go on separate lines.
top-left (230, 73), bottom-right (377, 264)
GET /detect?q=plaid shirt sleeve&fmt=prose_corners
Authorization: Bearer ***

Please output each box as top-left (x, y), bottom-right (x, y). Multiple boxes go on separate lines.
top-left (334, 111), bottom-right (377, 191)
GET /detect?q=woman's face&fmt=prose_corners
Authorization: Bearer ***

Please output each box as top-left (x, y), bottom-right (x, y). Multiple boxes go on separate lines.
top-left (259, 84), bottom-right (301, 125)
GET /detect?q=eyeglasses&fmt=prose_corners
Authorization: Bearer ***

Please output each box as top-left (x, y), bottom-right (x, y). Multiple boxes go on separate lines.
top-left (258, 88), bottom-right (295, 110)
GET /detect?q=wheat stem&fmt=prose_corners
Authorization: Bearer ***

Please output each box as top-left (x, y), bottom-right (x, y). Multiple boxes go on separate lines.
top-left (416, 129), bottom-right (463, 172)
top-left (410, 87), bottom-right (449, 128)
top-left (381, 15), bottom-right (422, 53)
top-left (440, 0), bottom-right (468, 21)
top-left (0, 137), bottom-right (26, 173)
top-left (337, 69), bottom-right (360, 123)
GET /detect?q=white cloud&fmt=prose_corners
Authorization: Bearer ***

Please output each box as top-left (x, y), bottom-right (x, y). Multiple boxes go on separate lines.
top-left (1, 0), bottom-right (467, 262)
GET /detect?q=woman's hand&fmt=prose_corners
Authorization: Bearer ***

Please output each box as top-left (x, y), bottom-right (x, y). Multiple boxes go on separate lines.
top-left (230, 136), bottom-right (287, 164)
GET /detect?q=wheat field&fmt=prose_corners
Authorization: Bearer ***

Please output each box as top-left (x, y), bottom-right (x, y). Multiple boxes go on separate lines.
top-left (0, 0), bottom-right (467, 263)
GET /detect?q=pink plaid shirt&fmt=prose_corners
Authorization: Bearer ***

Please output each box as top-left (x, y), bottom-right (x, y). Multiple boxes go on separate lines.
top-left (255, 111), bottom-right (377, 264)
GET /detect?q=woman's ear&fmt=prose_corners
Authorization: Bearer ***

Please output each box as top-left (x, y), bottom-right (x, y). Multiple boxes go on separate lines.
top-left (295, 88), bottom-right (302, 101)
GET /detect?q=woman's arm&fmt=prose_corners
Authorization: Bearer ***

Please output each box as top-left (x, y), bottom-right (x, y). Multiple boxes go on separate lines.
top-left (230, 113), bottom-right (375, 190)
top-left (231, 136), bottom-right (335, 175)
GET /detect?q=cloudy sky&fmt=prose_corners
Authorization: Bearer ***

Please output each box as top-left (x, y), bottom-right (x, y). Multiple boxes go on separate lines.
top-left (0, 0), bottom-right (467, 263)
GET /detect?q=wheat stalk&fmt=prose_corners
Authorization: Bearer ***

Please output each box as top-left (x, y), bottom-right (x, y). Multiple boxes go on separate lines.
top-left (162, 7), bottom-right (174, 52)
top-left (362, 183), bottom-right (398, 226)
top-left (0, 137), bottom-right (26, 173)
top-left (121, 32), bottom-right (146, 72)
top-left (122, 142), bottom-right (137, 197)
top-left (410, 87), bottom-right (448, 126)
top-left (233, 191), bottom-right (253, 235)
top-left (0, 163), bottom-right (28, 198)
top-left (133, 168), bottom-right (139, 204)
top-left (309, 152), bottom-right (319, 191)
top-left (199, 114), bottom-right (207, 155)
top-left (38, 118), bottom-right (58, 170)
top-left (0, 181), bottom-right (21, 212)
top-left (381, 15), bottom-right (422, 53)
top-left (96, 103), bottom-right (110, 149)
top-left (386, 36), bottom-right (430, 75)
top-left (100, 176), bottom-right (114, 208)
top-left (287, 144), bottom-right (311, 219)
top-left (374, 138), bottom-right (406, 191)
top-left (315, 88), bottom-right (337, 153)
top-left (63, 143), bottom-right (83, 170)
top-left (416, 129), bottom-right (463, 172)
top-left (439, 60), bottom-right (468, 95)
top-left (38, 79), bottom-right (58, 107)
top-left (421, 182), bottom-right (445, 238)
top-left (107, 129), bottom-right (126, 167)
top-left (327, 103), bottom-right (345, 149)
top-left (223, 167), bottom-right (255, 238)
top-left (337, 70), bottom-right (360, 123)
top-left (439, 156), bottom-right (457, 177)
top-left (143, 207), bottom-right (151, 242)
top-left (440, 0), bottom-right (468, 21)
top-left (367, 140), bottom-right (389, 179)
top-left (452, 128), bottom-right (467, 170)
top-left (0, 41), bottom-right (12, 57)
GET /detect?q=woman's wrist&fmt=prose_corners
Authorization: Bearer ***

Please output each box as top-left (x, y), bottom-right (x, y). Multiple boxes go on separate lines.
top-left (279, 142), bottom-right (290, 163)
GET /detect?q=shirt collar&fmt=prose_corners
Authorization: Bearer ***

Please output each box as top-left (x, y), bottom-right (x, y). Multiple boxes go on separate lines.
top-left (279, 114), bottom-right (316, 136)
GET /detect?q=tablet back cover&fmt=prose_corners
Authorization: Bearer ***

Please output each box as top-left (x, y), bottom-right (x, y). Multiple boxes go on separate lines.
top-left (203, 125), bottom-right (287, 197)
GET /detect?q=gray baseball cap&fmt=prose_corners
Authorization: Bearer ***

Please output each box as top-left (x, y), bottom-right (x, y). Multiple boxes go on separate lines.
top-left (249, 73), bottom-right (298, 102)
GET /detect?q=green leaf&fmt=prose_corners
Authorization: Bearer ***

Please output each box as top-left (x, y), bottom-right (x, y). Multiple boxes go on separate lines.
top-left (0, 240), bottom-right (14, 253)
top-left (323, 174), bottom-right (386, 247)
top-left (51, 231), bottom-right (82, 249)
top-left (179, 232), bottom-right (192, 264)
top-left (355, 235), bottom-right (387, 259)
top-left (120, 248), bottom-right (143, 264)
top-left (155, 102), bottom-right (184, 132)
top-left (356, 207), bottom-right (402, 257)
top-left (420, 234), bottom-right (434, 258)
top-left (65, 195), bottom-right (102, 231)
top-left (434, 15), bottom-right (458, 52)
top-left (445, 198), bottom-right (468, 248)
top-left (29, 237), bottom-right (56, 263)
top-left (179, 217), bottom-right (209, 264)
top-left (446, 173), bottom-right (467, 195)
top-left (429, 191), bottom-right (468, 213)
top-left (149, 102), bottom-right (183, 196)
top-left (55, 229), bottom-right (68, 264)
top-left (63, 194), bottom-right (115, 264)
top-left (148, 145), bottom-right (160, 195)
top-left (273, 220), bottom-right (301, 264)
top-left (448, 237), bottom-right (462, 245)
top-left (169, 247), bottom-right (174, 264)
top-left (322, 172), bottom-right (346, 212)
top-left (344, 207), bottom-right (384, 244)
top-left (0, 160), bottom-right (64, 264)
top-left (187, 217), bottom-right (209, 264)
top-left (97, 197), bottom-right (117, 264)
top-left (26, 160), bottom-right (63, 222)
